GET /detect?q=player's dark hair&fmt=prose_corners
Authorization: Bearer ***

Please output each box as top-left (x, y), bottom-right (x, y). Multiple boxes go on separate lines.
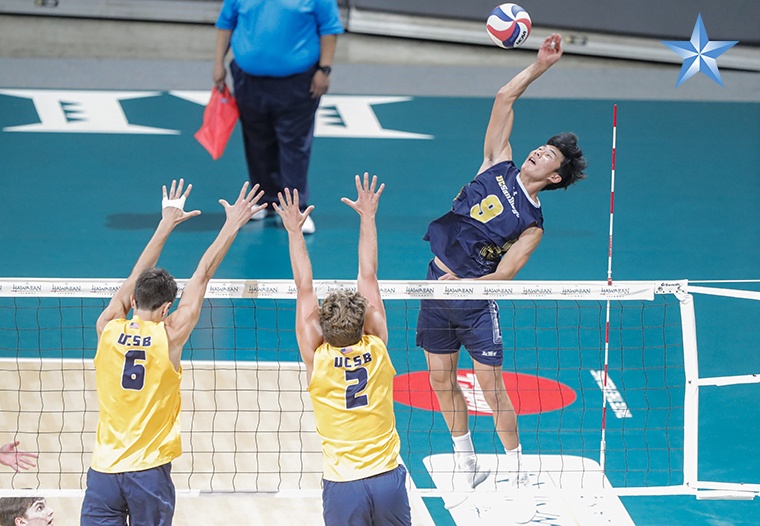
top-left (0, 497), bottom-right (44, 526)
top-left (319, 290), bottom-right (368, 348)
top-left (543, 132), bottom-right (587, 191)
top-left (134, 267), bottom-right (177, 311)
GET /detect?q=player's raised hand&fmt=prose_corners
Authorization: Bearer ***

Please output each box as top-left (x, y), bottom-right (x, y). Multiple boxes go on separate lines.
top-left (341, 172), bottom-right (385, 218)
top-left (161, 179), bottom-right (202, 225)
top-left (537, 33), bottom-right (563, 67)
top-left (0, 441), bottom-right (38, 472)
top-left (274, 188), bottom-right (314, 234)
top-left (219, 182), bottom-right (267, 229)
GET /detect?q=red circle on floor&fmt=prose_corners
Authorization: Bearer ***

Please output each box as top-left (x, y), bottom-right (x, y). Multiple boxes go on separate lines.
top-left (393, 370), bottom-right (576, 416)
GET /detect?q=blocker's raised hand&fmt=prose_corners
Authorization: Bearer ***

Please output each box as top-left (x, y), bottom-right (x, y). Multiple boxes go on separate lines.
top-left (219, 182), bottom-right (267, 229)
top-left (341, 172), bottom-right (385, 218)
top-left (274, 188), bottom-right (314, 234)
top-left (161, 178), bottom-right (201, 225)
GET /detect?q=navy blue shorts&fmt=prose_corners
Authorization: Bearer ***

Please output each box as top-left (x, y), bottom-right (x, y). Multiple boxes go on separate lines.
top-left (416, 259), bottom-right (503, 366)
top-left (80, 463), bottom-right (175, 526)
top-left (322, 464), bottom-right (411, 526)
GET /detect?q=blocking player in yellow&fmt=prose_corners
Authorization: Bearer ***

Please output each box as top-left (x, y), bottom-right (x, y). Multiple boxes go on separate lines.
top-left (80, 179), bottom-right (266, 526)
top-left (275, 173), bottom-right (411, 526)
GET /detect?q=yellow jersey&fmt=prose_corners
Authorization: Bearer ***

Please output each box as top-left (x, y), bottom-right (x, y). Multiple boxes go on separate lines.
top-left (91, 316), bottom-right (182, 473)
top-left (308, 334), bottom-right (400, 482)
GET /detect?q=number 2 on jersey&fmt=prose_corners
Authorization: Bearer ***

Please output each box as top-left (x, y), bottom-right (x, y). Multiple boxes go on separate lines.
top-left (345, 367), bottom-right (369, 409)
top-left (470, 194), bottom-right (504, 223)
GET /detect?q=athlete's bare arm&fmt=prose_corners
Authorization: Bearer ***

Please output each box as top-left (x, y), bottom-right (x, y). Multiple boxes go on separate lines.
top-left (480, 34), bottom-right (563, 173)
top-left (164, 182), bottom-right (266, 369)
top-left (275, 188), bottom-right (322, 381)
top-left (341, 173), bottom-right (388, 345)
top-left (96, 180), bottom-right (200, 337)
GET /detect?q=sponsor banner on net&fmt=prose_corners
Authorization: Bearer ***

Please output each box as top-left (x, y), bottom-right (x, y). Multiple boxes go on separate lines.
top-left (49, 282), bottom-right (85, 295)
top-left (241, 280), bottom-right (285, 299)
top-left (389, 281), bottom-right (657, 301)
top-left (88, 283), bottom-right (121, 296)
top-left (499, 282), bottom-right (651, 301)
top-left (442, 284), bottom-right (476, 298)
top-left (7, 282), bottom-right (44, 295)
top-left (323, 282), bottom-right (357, 296)
top-left (207, 281), bottom-right (245, 297)
top-left (0, 280), bottom-right (122, 297)
top-left (0, 279), bottom-right (658, 300)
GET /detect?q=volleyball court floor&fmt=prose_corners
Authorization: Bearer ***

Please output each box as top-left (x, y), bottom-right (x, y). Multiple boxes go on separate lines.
top-left (1, 30), bottom-right (760, 526)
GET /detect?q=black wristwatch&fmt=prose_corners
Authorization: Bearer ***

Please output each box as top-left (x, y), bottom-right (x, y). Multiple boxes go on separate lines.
top-left (318, 65), bottom-right (332, 76)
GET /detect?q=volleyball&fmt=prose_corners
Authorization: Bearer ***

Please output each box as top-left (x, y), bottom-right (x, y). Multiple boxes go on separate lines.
top-left (486, 3), bottom-right (532, 49)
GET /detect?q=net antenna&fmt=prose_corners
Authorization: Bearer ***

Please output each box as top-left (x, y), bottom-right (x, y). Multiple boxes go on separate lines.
top-left (599, 104), bottom-right (618, 472)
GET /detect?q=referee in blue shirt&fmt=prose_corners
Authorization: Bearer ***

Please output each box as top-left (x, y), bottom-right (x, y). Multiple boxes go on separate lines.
top-left (214, 0), bottom-right (345, 234)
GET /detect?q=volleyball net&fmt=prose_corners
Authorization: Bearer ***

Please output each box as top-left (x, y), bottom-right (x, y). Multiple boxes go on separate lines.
top-left (1, 278), bottom-right (758, 502)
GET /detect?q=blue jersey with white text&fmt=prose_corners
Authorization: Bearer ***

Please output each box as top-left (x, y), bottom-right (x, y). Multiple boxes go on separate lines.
top-left (424, 161), bottom-right (544, 278)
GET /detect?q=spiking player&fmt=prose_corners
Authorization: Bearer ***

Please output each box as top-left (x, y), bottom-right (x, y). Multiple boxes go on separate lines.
top-left (275, 174), bottom-right (411, 526)
top-left (415, 33), bottom-right (587, 521)
top-left (80, 180), bottom-right (266, 526)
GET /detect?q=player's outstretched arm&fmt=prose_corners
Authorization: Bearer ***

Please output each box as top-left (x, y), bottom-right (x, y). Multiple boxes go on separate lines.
top-left (482, 33), bottom-right (563, 169)
top-left (341, 173), bottom-right (388, 344)
top-left (96, 179), bottom-right (201, 336)
top-left (274, 189), bottom-right (321, 375)
top-left (165, 182), bottom-right (266, 368)
top-left (0, 440), bottom-right (38, 472)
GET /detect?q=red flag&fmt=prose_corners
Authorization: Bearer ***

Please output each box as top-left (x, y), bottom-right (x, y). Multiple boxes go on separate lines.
top-left (194, 85), bottom-right (239, 160)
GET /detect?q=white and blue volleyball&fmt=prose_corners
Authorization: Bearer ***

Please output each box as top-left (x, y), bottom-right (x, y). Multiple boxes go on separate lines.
top-left (486, 3), bottom-right (532, 48)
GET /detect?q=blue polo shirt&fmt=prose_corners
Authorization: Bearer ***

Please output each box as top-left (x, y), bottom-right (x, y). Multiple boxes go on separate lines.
top-left (216, 0), bottom-right (344, 77)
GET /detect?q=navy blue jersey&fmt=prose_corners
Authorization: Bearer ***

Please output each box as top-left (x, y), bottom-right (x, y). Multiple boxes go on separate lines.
top-left (424, 161), bottom-right (544, 278)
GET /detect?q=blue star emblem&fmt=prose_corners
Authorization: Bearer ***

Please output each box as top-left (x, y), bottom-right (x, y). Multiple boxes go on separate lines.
top-left (662, 13), bottom-right (738, 87)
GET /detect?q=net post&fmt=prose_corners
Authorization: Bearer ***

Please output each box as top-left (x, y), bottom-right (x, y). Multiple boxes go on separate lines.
top-left (677, 288), bottom-right (700, 491)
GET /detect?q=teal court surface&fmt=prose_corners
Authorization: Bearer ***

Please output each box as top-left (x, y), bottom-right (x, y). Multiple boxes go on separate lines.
top-left (1, 89), bottom-right (760, 525)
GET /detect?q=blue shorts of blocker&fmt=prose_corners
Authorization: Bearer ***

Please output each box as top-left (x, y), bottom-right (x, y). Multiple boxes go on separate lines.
top-left (80, 463), bottom-right (175, 526)
top-left (416, 259), bottom-right (503, 366)
top-left (322, 464), bottom-right (411, 526)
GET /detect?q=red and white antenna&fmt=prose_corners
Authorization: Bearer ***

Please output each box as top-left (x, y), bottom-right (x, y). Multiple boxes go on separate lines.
top-left (600, 104), bottom-right (617, 473)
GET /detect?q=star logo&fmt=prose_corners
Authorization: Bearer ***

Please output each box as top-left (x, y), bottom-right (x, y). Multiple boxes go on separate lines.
top-left (662, 13), bottom-right (738, 87)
